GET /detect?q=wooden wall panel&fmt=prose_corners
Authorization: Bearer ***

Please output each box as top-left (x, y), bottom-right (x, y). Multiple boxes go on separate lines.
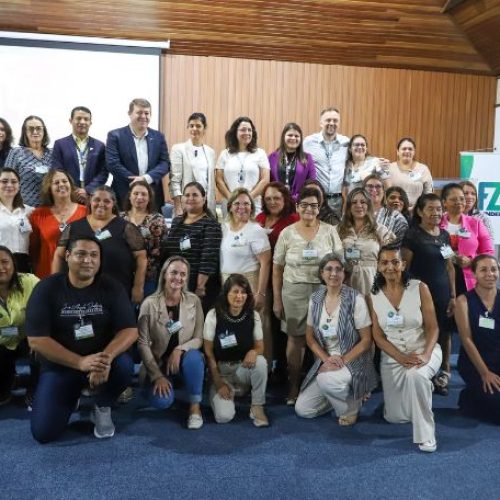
top-left (162, 54), bottom-right (496, 181)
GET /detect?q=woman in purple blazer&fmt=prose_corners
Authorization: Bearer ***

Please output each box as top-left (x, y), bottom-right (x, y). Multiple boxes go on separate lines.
top-left (268, 123), bottom-right (316, 202)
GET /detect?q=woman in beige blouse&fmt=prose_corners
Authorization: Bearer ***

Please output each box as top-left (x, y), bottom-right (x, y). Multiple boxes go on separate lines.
top-left (388, 138), bottom-right (433, 211)
top-left (273, 186), bottom-right (343, 404)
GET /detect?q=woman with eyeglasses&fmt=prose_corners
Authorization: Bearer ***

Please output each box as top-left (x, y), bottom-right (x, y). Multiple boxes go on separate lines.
top-left (295, 252), bottom-right (377, 426)
top-left (29, 169), bottom-right (87, 279)
top-left (402, 193), bottom-right (456, 396)
top-left (273, 187), bottom-right (342, 404)
top-left (460, 180), bottom-right (494, 240)
top-left (455, 255), bottom-right (500, 424)
top-left (369, 245), bottom-right (442, 452)
top-left (5, 116), bottom-right (52, 207)
top-left (388, 137), bottom-right (432, 212)
top-left (338, 187), bottom-right (395, 296)
top-left (343, 134), bottom-right (390, 195)
top-left (302, 179), bottom-right (340, 227)
top-left (216, 117), bottom-right (270, 214)
top-left (0, 118), bottom-right (14, 168)
top-left (0, 168), bottom-right (34, 272)
top-left (268, 123), bottom-right (316, 202)
top-left (362, 174), bottom-right (408, 242)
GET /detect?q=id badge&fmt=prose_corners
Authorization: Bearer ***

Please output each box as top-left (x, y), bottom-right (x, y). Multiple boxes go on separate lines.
top-left (74, 321), bottom-right (95, 340)
top-left (302, 248), bottom-right (318, 260)
top-left (1, 326), bottom-right (19, 337)
top-left (387, 312), bottom-right (404, 327)
top-left (167, 320), bottom-right (182, 334)
top-left (18, 218), bottom-right (32, 233)
top-left (35, 165), bottom-right (49, 175)
top-left (219, 331), bottom-right (238, 349)
top-left (350, 172), bottom-right (361, 183)
top-left (321, 323), bottom-right (336, 338)
top-left (458, 228), bottom-right (471, 239)
top-left (231, 235), bottom-right (246, 247)
top-left (238, 169), bottom-right (245, 185)
top-left (95, 229), bottom-right (112, 241)
top-left (345, 247), bottom-right (361, 260)
top-left (140, 226), bottom-right (151, 238)
top-left (409, 171), bottom-right (421, 181)
top-left (479, 315), bottom-right (495, 330)
top-left (440, 244), bottom-right (454, 259)
top-left (179, 236), bottom-right (191, 251)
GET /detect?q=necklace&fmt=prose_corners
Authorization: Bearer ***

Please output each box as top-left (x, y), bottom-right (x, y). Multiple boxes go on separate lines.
top-left (223, 310), bottom-right (248, 323)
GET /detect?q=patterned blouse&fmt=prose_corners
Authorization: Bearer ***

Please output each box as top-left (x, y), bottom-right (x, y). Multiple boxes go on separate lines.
top-left (5, 147), bottom-right (53, 207)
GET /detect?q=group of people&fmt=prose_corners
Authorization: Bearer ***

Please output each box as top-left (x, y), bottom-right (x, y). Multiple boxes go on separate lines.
top-left (0, 102), bottom-right (499, 454)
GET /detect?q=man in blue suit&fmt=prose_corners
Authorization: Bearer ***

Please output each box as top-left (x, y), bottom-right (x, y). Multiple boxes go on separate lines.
top-left (52, 106), bottom-right (109, 204)
top-left (106, 98), bottom-right (170, 210)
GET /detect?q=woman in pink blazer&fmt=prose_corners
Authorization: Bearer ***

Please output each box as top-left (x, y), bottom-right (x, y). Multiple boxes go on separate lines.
top-left (440, 183), bottom-right (494, 293)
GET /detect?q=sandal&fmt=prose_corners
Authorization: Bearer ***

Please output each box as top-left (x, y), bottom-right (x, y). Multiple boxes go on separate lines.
top-left (338, 413), bottom-right (358, 426)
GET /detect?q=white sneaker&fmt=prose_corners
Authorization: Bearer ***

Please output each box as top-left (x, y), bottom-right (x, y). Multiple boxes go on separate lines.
top-left (91, 405), bottom-right (115, 439)
top-left (187, 413), bottom-right (204, 430)
top-left (419, 439), bottom-right (437, 453)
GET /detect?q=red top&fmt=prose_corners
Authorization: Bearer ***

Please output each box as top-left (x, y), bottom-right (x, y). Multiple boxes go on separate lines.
top-left (255, 212), bottom-right (299, 251)
top-left (29, 204), bottom-right (87, 278)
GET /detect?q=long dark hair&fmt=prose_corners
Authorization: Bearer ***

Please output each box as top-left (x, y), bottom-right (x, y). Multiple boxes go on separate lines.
top-left (0, 167), bottom-right (24, 209)
top-left (0, 118), bottom-right (13, 150)
top-left (261, 181), bottom-right (296, 217)
top-left (225, 116), bottom-right (258, 154)
top-left (215, 274), bottom-right (255, 317)
top-left (371, 244), bottom-right (411, 294)
top-left (276, 122), bottom-right (307, 164)
top-left (385, 186), bottom-right (411, 222)
top-left (182, 181), bottom-right (217, 220)
top-left (123, 179), bottom-right (155, 213)
top-left (0, 245), bottom-right (23, 294)
top-left (346, 134), bottom-right (370, 164)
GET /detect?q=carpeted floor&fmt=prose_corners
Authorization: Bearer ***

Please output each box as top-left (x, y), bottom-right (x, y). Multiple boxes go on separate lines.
top-left (1, 359), bottom-right (499, 500)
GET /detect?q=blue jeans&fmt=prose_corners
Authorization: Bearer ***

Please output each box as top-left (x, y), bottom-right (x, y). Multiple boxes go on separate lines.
top-left (147, 349), bottom-right (204, 408)
top-left (31, 353), bottom-right (133, 444)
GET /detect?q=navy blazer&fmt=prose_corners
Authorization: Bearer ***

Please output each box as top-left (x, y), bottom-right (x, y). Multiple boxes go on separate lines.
top-left (52, 135), bottom-right (108, 193)
top-left (106, 125), bottom-right (170, 205)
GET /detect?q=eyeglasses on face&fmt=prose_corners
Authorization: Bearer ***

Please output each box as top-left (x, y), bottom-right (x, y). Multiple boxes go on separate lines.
top-left (27, 126), bottom-right (44, 134)
top-left (298, 202), bottom-right (319, 210)
top-left (365, 184), bottom-right (383, 191)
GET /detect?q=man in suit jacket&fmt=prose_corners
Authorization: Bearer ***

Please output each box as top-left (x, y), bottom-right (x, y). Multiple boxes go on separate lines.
top-left (52, 106), bottom-right (108, 204)
top-left (106, 98), bottom-right (170, 210)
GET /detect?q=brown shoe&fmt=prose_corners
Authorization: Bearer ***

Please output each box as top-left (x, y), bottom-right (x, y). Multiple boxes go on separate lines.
top-left (249, 405), bottom-right (269, 427)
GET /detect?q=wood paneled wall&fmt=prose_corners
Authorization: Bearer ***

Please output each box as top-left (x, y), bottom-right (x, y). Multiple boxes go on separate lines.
top-left (162, 54), bottom-right (496, 180)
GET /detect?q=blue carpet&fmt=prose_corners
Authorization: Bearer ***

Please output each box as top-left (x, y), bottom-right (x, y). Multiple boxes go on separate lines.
top-left (1, 360), bottom-right (500, 499)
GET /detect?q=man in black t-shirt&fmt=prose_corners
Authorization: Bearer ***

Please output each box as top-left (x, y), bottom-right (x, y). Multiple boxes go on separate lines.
top-left (26, 236), bottom-right (138, 443)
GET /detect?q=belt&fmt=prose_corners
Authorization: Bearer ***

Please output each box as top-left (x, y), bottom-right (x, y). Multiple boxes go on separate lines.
top-left (325, 193), bottom-right (342, 198)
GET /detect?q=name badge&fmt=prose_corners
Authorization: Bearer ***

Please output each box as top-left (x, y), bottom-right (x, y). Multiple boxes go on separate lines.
top-left (140, 226), bottom-right (151, 238)
top-left (1, 326), bottom-right (19, 337)
top-left (238, 170), bottom-right (246, 184)
top-left (219, 331), bottom-right (238, 349)
top-left (345, 247), bottom-right (361, 260)
top-left (440, 244), bottom-right (454, 259)
top-left (74, 321), bottom-right (95, 340)
top-left (321, 323), bottom-right (337, 338)
top-left (387, 311), bottom-right (404, 327)
top-left (35, 165), bottom-right (49, 175)
top-left (95, 229), bottom-right (112, 241)
top-left (350, 172), bottom-right (361, 183)
top-left (458, 228), bottom-right (471, 239)
top-left (179, 235), bottom-right (191, 251)
top-left (302, 248), bottom-right (318, 260)
top-left (231, 235), bottom-right (246, 247)
top-left (479, 315), bottom-right (495, 330)
top-left (167, 319), bottom-right (182, 334)
top-left (409, 171), bottom-right (422, 181)
top-left (18, 218), bottom-right (32, 233)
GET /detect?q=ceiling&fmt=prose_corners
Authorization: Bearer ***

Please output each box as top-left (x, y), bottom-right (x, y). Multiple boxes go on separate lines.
top-left (0, 0), bottom-right (499, 75)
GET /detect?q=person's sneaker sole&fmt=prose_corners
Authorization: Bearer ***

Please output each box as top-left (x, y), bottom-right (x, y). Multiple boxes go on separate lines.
top-left (90, 409), bottom-right (115, 439)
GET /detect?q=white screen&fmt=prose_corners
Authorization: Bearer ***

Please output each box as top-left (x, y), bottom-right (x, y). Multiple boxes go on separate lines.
top-left (0, 43), bottom-right (160, 145)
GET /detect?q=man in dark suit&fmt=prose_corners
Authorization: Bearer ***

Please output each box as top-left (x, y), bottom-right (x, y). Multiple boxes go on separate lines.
top-left (106, 98), bottom-right (170, 210)
top-left (52, 106), bottom-right (109, 204)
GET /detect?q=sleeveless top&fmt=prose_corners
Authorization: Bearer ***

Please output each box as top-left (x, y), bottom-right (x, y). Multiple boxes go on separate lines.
top-left (213, 310), bottom-right (255, 362)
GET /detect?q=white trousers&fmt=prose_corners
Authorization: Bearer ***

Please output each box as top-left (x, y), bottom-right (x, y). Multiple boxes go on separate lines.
top-left (209, 355), bottom-right (268, 424)
top-left (381, 344), bottom-right (442, 443)
top-left (295, 366), bottom-right (361, 419)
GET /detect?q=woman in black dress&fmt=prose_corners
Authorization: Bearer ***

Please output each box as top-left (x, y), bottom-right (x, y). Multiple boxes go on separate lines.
top-left (402, 193), bottom-right (456, 395)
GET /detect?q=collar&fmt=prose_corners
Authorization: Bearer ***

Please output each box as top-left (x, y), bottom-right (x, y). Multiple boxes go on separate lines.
top-left (129, 125), bottom-right (149, 139)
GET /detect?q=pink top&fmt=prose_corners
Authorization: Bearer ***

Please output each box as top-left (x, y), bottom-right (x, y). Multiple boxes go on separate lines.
top-left (440, 213), bottom-right (494, 291)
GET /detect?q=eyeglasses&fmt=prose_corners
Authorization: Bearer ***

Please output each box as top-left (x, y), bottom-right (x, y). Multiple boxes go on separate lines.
top-left (365, 184), bottom-right (383, 191)
top-left (0, 179), bottom-right (19, 185)
top-left (323, 266), bottom-right (344, 274)
top-left (27, 126), bottom-right (44, 134)
top-left (298, 202), bottom-right (319, 210)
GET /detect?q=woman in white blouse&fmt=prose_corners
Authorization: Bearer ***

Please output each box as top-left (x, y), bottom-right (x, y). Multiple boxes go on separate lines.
top-left (169, 112), bottom-right (216, 217)
top-left (216, 116), bottom-right (270, 214)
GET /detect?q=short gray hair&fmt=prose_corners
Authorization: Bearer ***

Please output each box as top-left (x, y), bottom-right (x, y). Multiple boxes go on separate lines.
top-left (318, 251), bottom-right (346, 283)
